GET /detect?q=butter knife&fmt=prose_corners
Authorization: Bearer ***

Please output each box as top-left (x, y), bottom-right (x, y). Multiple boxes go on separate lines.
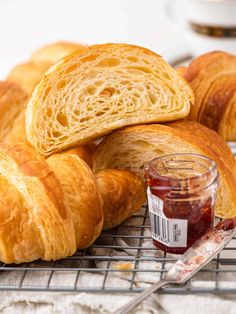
top-left (114, 219), bottom-right (236, 314)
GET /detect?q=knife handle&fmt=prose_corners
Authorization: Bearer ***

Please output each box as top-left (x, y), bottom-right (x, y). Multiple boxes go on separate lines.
top-left (114, 279), bottom-right (172, 314)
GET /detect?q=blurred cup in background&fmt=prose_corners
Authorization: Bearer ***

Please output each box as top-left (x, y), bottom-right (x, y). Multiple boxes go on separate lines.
top-left (167, 0), bottom-right (236, 56)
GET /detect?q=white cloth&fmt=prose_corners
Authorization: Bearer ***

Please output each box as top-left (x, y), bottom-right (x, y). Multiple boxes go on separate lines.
top-left (0, 290), bottom-right (236, 314)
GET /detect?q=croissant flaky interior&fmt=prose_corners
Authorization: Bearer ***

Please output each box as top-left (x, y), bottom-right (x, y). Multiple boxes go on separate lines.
top-left (4, 41), bottom-right (93, 163)
top-left (25, 43), bottom-right (194, 156)
top-left (180, 51), bottom-right (236, 141)
top-left (93, 121), bottom-right (236, 219)
top-left (0, 143), bottom-right (145, 264)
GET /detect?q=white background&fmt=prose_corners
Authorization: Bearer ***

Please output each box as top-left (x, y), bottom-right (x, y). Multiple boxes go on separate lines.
top-left (0, 0), bottom-right (189, 79)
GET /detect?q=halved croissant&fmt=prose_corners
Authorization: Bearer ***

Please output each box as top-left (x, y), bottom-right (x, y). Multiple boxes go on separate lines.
top-left (30, 41), bottom-right (84, 64)
top-left (93, 121), bottom-right (236, 218)
top-left (0, 81), bottom-right (28, 142)
top-left (25, 43), bottom-right (194, 156)
top-left (0, 143), bottom-right (144, 263)
top-left (181, 51), bottom-right (236, 141)
top-left (5, 42), bottom-right (84, 143)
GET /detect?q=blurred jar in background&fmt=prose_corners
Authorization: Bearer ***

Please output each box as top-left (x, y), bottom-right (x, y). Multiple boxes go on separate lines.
top-left (167, 0), bottom-right (236, 56)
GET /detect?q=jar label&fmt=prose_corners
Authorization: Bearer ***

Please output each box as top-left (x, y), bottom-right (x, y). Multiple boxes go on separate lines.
top-left (147, 187), bottom-right (188, 247)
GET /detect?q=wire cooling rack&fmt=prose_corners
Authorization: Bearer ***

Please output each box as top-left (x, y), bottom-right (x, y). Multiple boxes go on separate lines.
top-left (0, 144), bottom-right (236, 294)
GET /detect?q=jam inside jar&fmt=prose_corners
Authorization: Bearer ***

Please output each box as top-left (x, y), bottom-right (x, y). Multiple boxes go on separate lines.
top-left (145, 153), bottom-right (219, 254)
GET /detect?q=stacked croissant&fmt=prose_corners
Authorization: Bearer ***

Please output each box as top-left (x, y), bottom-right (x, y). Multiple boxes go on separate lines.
top-left (1, 41), bottom-right (236, 264)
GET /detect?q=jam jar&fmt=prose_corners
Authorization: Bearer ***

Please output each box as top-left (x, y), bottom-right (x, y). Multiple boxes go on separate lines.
top-left (145, 153), bottom-right (219, 254)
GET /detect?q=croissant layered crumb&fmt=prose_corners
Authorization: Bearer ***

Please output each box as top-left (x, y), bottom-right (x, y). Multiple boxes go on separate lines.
top-left (25, 43), bottom-right (194, 156)
top-left (5, 42), bottom-right (84, 144)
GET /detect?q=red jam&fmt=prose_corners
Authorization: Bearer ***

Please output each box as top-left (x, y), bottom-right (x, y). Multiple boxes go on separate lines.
top-left (216, 218), bottom-right (236, 231)
top-left (145, 154), bottom-right (218, 254)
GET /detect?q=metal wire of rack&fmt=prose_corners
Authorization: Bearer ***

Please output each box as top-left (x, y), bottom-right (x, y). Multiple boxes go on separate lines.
top-left (0, 203), bottom-right (236, 294)
top-left (0, 144), bottom-right (236, 294)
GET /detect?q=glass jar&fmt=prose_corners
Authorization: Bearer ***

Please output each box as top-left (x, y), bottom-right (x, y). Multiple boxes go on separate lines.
top-left (145, 153), bottom-right (219, 254)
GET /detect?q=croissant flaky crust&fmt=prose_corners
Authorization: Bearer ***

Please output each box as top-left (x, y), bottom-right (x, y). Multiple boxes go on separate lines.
top-left (0, 143), bottom-right (145, 264)
top-left (0, 143), bottom-right (103, 263)
top-left (30, 41), bottom-right (84, 64)
top-left (0, 81), bottom-right (28, 142)
top-left (7, 62), bottom-right (51, 94)
top-left (25, 43), bottom-right (194, 156)
top-left (93, 121), bottom-right (236, 219)
top-left (182, 51), bottom-right (236, 141)
top-left (95, 169), bottom-right (146, 230)
top-left (7, 42), bottom-right (83, 95)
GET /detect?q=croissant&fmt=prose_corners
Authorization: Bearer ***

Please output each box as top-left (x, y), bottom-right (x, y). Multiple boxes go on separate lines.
top-left (0, 81), bottom-right (28, 142)
top-left (7, 61), bottom-right (51, 94)
top-left (25, 43), bottom-right (194, 156)
top-left (5, 42), bottom-right (84, 142)
top-left (181, 51), bottom-right (236, 141)
top-left (95, 169), bottom-right (146, 230)
top-left (2, 79), bottom-right (95, 165)
top-left (30, 41), bottom-right (84, 64)
top-left (5, 110), bottom-right (96, 167)
top-left (5, 110), bottom-right (96, 168)
top-left (4, 110), bottom-right (26, 143)
top-left (63, 142), bottom-right (97, 168)
top-left (7, 42), bottom-right (84, 96)
top-left (176, 66), bottom-right (187, 77)
top-left (0, 143), bottom-right (144, 264)
top-left (93, 120), bottom-right (236, 219)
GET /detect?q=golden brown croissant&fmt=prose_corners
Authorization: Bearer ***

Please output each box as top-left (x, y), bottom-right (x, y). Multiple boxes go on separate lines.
top-left (93, 120), bottom-right (236, 219)
top-left (7, 62), bottom-right (51, 94)
top-left (7, 42), bottom-right (84, 95)
top-left (181, 51), bottom-right (236, 141)
top-left (0, 143), bottom-right (144, 263)
top-left (30, 41), bottom-right (84, 64)
top-left (4, 110), bottom-right (27, 143)
top-left (176, 66), bottom-right (187, 77)
top-left (5, 112), bottom-right (96, 167)
top-left (5, 42), bottom-right (84, 142)
top-left (95, 169), bottom-right (146, 230)
top-left (25, 43), bottom-right (193, 156)
top-left (5, 111), bottom-right (96, 167)
top-left (4, 103), bottom-right (96, 167)
top-left (63, 142), bottom-right (97, 168)
top-left (0, 81), bottom-right (28, 142)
